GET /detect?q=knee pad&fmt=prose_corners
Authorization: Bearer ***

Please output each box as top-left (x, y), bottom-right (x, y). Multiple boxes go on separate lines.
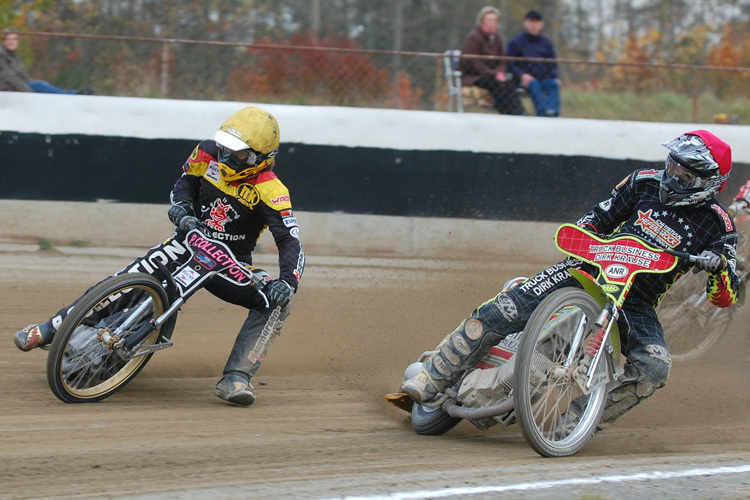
top-left (425, 317), bottom-right (504, 384)
top-left (600, 344), bottom-right (672, 426)
top-left (627, 344), bottom-right (672, 388)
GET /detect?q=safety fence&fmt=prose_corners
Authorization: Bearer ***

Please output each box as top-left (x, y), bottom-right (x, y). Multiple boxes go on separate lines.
top-left (13, 31), bottom-right (750, 124)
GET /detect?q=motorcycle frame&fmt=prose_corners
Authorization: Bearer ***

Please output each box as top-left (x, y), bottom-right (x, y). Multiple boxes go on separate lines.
top-left (108, 228), bottom-right (269, 358)
top-left (434, 223), bottom-right (691, 422)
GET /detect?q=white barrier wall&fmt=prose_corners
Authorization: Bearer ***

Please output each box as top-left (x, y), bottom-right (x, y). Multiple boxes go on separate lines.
top-left (3, 92), bottom-right (750, 160)
top-left (2, 92), bottom-right (749, 260)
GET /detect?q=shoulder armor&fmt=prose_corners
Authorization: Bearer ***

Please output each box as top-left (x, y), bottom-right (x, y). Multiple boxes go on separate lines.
top-left (241, 171), bottom-right (292, 211)
top-left (184, 141), bottom-right (219, 177)
top-left (708, 201), bottom-right (734, 233)
top-left (633, 169), bottom-right (662, 183)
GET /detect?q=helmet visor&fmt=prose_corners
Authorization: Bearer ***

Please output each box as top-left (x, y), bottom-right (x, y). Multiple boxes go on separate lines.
top-left (665, 154), bottom-right (710, 190)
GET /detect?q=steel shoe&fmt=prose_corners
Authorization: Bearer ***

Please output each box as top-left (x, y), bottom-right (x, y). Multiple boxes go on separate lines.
top-left (14, 323), bottom-right (52, 351)
top-left (215, 374), bottom-right (256, 406)
top-left (401, 372), bottom-right (438, 405)
top-left (553, 411), bottom-right (580, 440)
top-left (553, 408), bottom-right (604, 440)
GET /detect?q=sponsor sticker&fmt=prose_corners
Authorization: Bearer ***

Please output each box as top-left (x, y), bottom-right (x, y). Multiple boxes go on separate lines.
top-left (205, 198), bottom-right (239, 232)
top-left (226, 127), bottom-right (243, 138)
top-left (710, 203), bottom-right (734, 232)
top-left (237, 184), bottom-right (260, 207)
top-left (206, 161), bottom-right (220, 182)
top-left (282, 216), bottom-right (298, 228)
top-left (635, 169), bottom-right (661, 181)
top-left (175, 267), bottom-right (200, 287)
top-left (634, 209), bottom-right (681, 248)
top-left (194, 252), bottom-right (216, 269)
top-left (604, 264), bottom-right (628, 279)
top-left (271, 195), bottom-right (290, 205)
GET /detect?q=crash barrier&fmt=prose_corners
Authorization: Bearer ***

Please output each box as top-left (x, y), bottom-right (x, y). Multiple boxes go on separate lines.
top-left (1, 92), bottom-right (749, 258)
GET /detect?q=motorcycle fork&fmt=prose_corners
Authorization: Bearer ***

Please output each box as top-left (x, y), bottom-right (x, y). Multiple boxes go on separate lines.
top-left (115, 265), bottom-right (207, 359)
top-left (580, 303), bottom-right (618, 393)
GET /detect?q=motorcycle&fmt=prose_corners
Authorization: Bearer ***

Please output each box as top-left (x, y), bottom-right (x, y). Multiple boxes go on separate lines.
top-left (656, 205), bottom-right (749, 361)
top-left (46, 223), bottom-right (276, 403)
top-left (387, 223), bottom-right (710, 457)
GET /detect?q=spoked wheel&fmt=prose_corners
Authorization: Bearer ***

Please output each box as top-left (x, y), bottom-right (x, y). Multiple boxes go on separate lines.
top-left (657, 271), bottom-right (734, 362)
top-left (513, 288), bottom-right (609, 457)
top-left (411, 403), bottom-right (461, 435)
top-left (46, 273), bottom-right (174, 403)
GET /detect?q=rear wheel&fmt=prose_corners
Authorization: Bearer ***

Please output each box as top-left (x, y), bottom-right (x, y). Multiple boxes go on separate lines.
top-left (411, 404), bottom-right (461, 435)
top-left (46, 273), bottom-right (174, 403)
top-left (514, 288), bottom-right (608, 457)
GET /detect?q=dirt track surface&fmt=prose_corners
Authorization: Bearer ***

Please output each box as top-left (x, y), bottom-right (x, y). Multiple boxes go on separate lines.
top-left (2, 245), bottom-right (749, 500)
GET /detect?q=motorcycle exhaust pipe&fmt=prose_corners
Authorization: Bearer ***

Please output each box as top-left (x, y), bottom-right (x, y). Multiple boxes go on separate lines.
top-left (443, 399), bottom-right (514, 420)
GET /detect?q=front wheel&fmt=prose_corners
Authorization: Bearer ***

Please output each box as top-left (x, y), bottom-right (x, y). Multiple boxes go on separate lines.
top-left (411, 404), bottom-right (461, 435)
top-left (513, 288), bottom-right (609, 457)
top-left (46, 273), bottom-right (175, 403)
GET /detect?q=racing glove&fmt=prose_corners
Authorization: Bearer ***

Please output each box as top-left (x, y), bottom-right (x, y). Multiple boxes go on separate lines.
top-left (168, 201), bottom-right (195, 226)
top-left (267, 279), bottom-right (294, 306)
top-left (695, 250), bottom-right (726, 273)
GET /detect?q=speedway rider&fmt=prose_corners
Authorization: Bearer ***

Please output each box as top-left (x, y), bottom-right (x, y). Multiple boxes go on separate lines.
top-left (14, 106), bottom-right (305, 407)
top-left (729, 178), bottom-right (750, 215)
top-left (402, 130), bottom-right (738, 432)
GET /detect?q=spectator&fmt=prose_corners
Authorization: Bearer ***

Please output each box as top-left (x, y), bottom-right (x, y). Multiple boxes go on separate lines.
top-left (0, 28), bottom-right (93, 94)
top-left (458, 6), bottom-right (524, 115)
top-left (507, 10), bottom-right (561, 117)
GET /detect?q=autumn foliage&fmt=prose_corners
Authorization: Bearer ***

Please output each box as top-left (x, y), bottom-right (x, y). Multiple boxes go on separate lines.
top-left (592, 22), bottom-right (750, 98)
top-left (226, 34), bottom-right (423, 108)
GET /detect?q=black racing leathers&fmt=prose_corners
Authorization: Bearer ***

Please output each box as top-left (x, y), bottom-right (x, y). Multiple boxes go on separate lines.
top-left (577, 168), bottom-right (739, 308)
top-left (169, 140), bottom-right (304, 289)
top-left (417, 168), bottom-right (739, 428)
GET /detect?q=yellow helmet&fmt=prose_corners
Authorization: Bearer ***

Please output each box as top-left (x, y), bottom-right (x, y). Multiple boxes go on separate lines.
top-left (212, 106), bottom-right (280, 182)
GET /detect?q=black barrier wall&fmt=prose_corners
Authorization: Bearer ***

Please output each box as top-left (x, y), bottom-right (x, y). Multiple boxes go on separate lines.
top-left (6, 130), bottom-right (735, 222)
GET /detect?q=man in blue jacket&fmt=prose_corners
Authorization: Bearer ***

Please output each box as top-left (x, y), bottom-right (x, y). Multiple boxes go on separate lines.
top-left (507, 10), bottom-right (561, 117)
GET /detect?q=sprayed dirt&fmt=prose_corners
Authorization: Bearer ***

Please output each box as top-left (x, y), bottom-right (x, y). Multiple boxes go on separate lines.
top-left (1, 247), bottom-right (749, 500)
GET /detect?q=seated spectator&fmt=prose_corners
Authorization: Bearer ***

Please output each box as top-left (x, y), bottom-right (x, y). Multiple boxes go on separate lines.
top-left (507, 10), bottom-right (561, 117)
top-left (1, 28), bottom-right (93, 94)
top-left (458, 6), bottom-right (524, 115)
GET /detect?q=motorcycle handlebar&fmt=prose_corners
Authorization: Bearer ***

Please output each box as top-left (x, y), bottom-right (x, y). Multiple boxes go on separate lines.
top-left (664, 249), bottom-right (711, 263)
top-left (179, 216), bottom-right (208, 233)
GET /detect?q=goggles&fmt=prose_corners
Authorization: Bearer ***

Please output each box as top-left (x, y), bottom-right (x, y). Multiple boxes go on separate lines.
top-left (224, 146), bottom-right (260, 167)
top-left (664, 154), bottom-right (709, 189)
top-left (220, 145), bottom-right (278, 170)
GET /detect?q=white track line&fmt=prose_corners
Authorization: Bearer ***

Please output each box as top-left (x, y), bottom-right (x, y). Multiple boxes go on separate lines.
top-left (322, 464), bottom-right (750, 500)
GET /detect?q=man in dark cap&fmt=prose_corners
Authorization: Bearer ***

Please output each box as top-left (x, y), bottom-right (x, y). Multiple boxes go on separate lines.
top-left (507, 10), bottom-right (561, 116)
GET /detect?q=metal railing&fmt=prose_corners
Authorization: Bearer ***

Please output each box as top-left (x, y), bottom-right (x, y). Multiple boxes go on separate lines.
top-left (13, 31), bottom-right (750, 124)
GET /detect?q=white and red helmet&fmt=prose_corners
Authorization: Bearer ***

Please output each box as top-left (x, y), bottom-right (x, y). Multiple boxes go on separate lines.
top-left (659, 130), bottom-right (732, 206)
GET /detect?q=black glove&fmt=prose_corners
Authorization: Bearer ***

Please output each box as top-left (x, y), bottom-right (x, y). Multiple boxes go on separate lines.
top-left (695, 250), bottom-right (726, 273)
top-left (168, 201), bottom-right (195, 226)
top-left (267, 279), bottom-right (294, 306)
